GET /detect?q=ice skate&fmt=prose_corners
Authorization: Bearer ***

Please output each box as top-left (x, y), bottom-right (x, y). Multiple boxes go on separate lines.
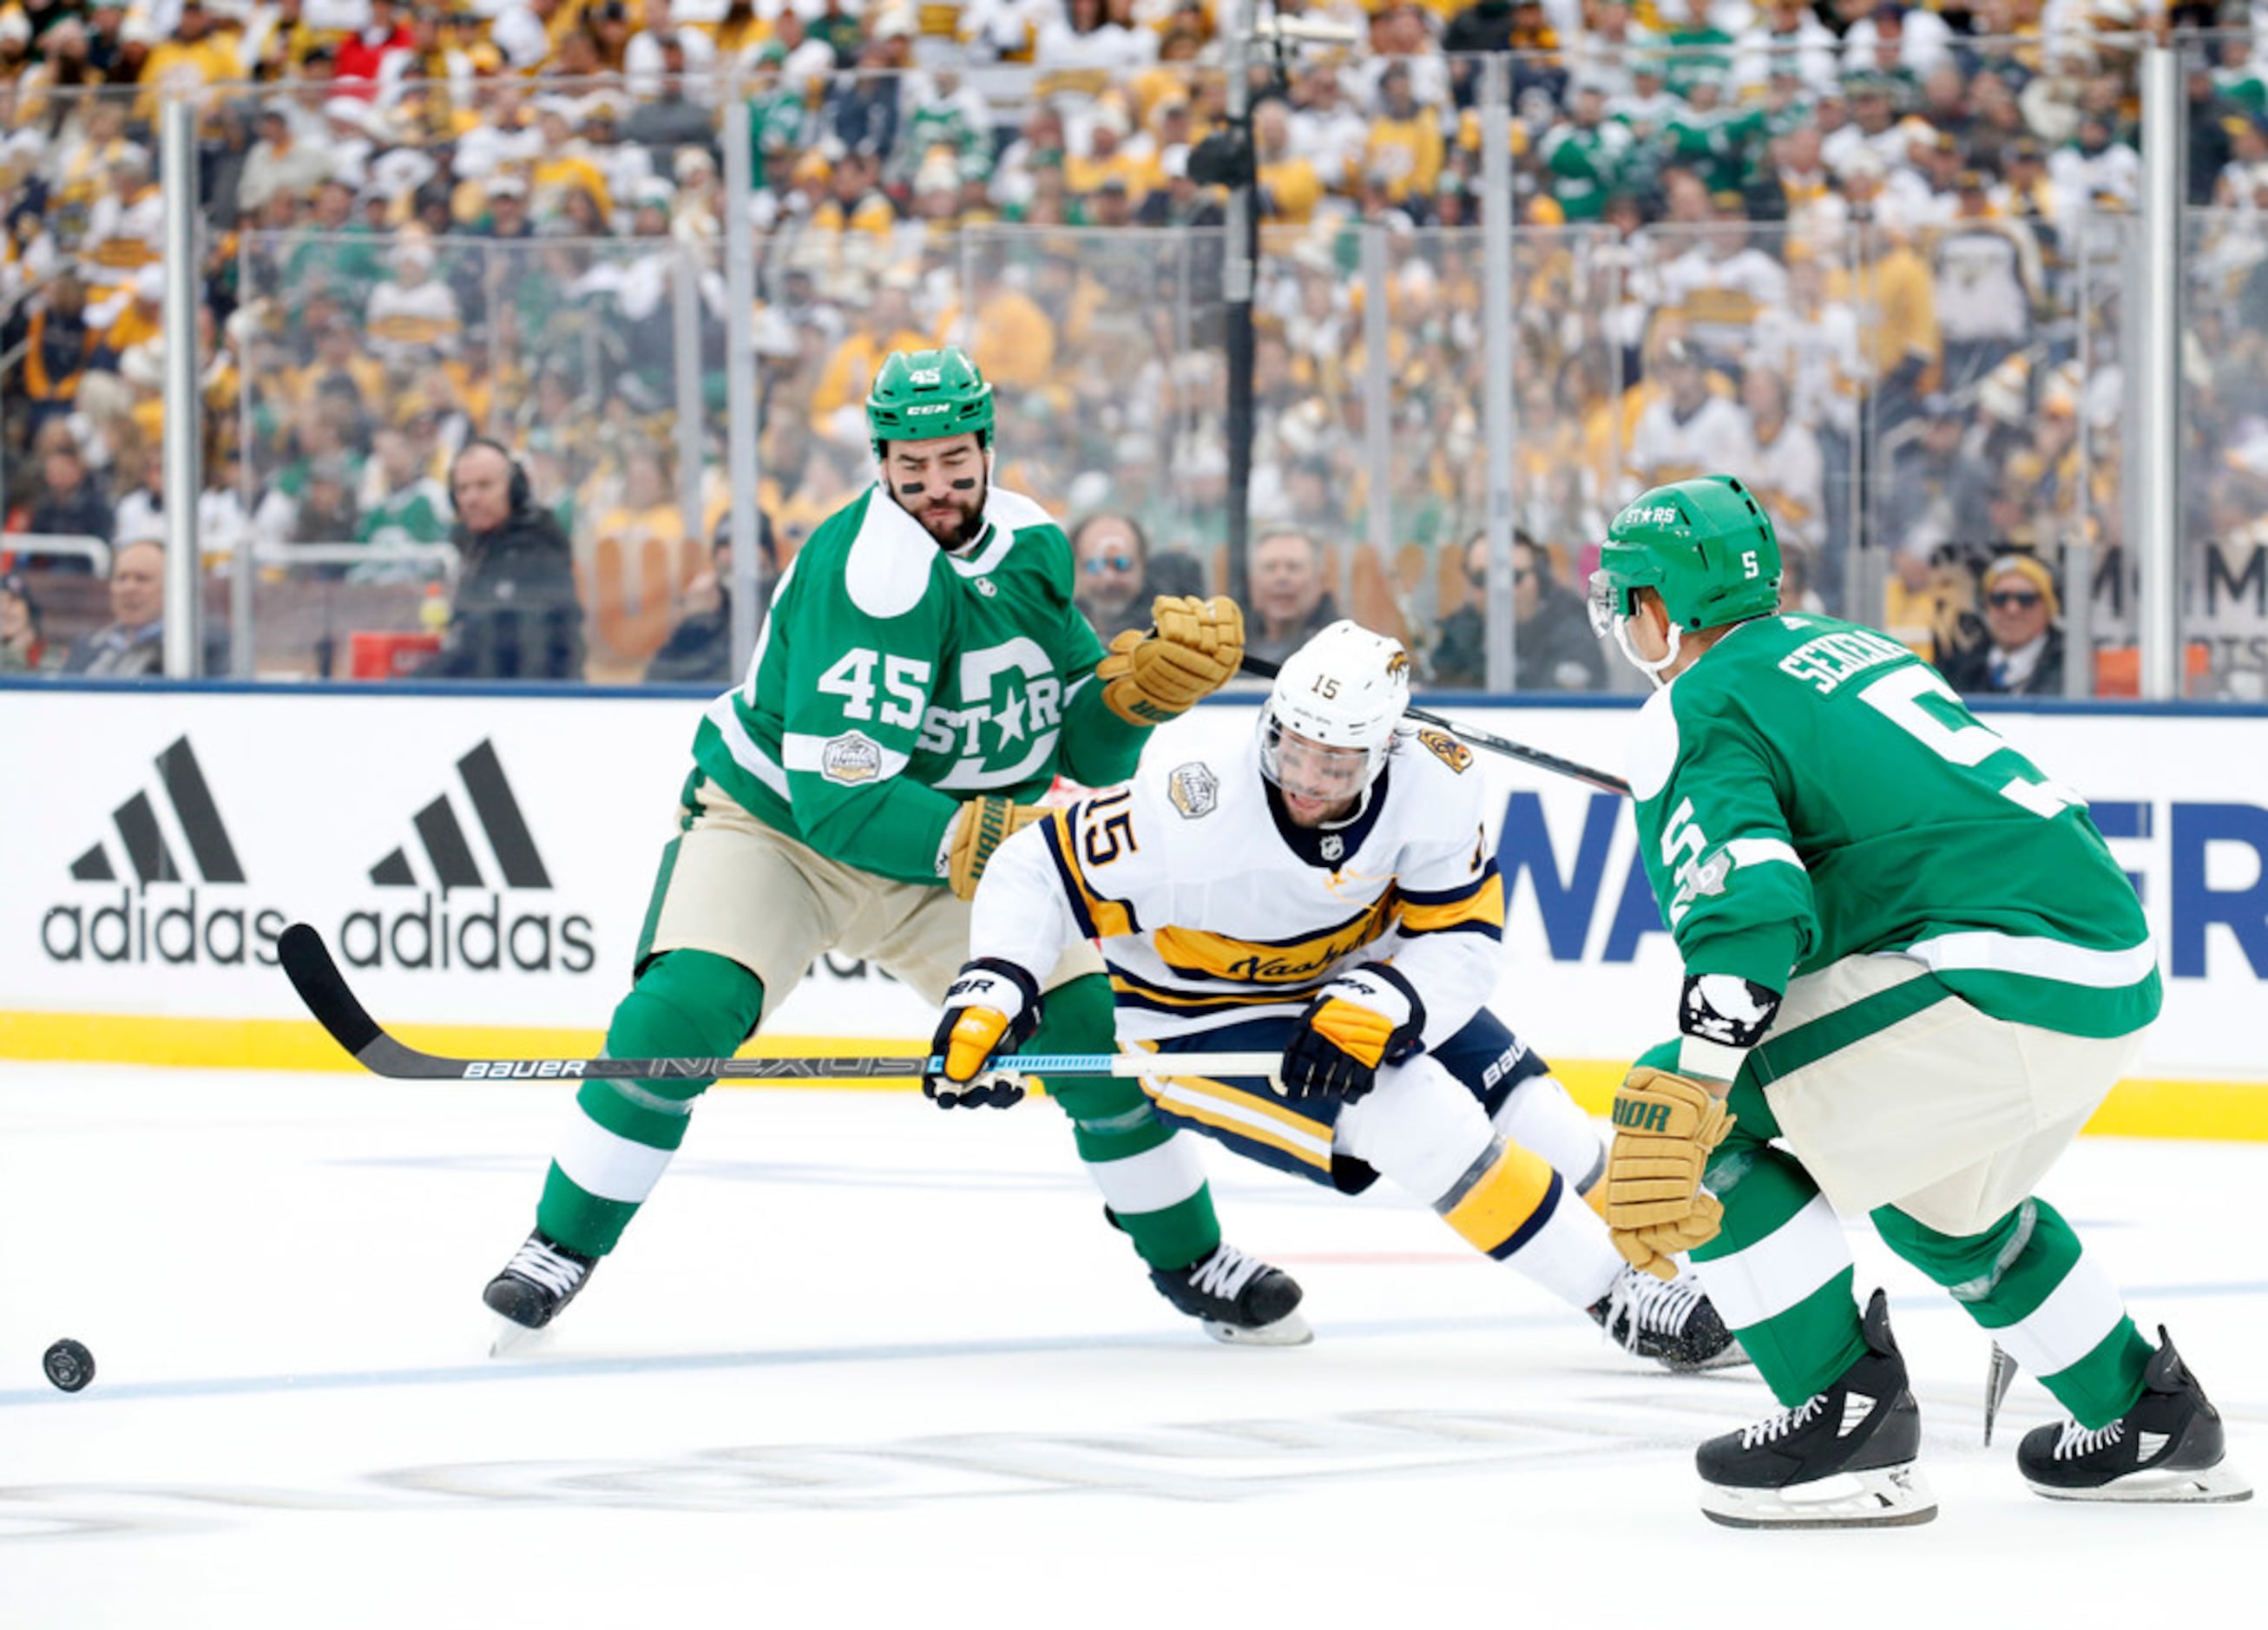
top-left (1589, 1262), bottom-right (1747, 1373)
top-left (1149, 1242), bottom-right (1311, 1346)
top-left (483, 1230), bottom-right (596, 1353)
top-left (1696, 1288), bottom-right (1936, 1528)
top-left (2018, 1328), bottom-right (2252, 1504)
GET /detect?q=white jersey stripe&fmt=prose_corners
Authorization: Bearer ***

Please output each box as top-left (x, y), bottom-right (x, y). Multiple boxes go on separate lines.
top-left (782, 732), bottom-right (913, 779)
top-left (1904, 930), bottom-right (2157, 989)
top-left (703, 694), bottom-right (790, 799)
top-left (1726, 838), bottom-right (1804, 871)
top-left (1691, 1192), bottom-right (1846, 1330)
top-left (1987, 1248), bottom-right (2127, 1380)
top-left (554, 1113), bottom-right (677, 1204)
top-left (1079, 1134), bottom-right (1208, 1214)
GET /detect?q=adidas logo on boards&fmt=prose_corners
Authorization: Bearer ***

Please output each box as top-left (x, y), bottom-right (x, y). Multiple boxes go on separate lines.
top-left (41, 738), bottom-right (291, 965)
top-left (341, 739), bottom-right (595, 974)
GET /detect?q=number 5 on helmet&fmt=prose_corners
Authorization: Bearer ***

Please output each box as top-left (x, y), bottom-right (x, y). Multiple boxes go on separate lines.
top-left (1604, 1067), bottom-right (1736, 1279)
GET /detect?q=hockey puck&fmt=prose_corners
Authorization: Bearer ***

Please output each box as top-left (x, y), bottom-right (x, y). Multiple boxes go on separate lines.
top-left (42, 1338), bottom-right (95, 1393)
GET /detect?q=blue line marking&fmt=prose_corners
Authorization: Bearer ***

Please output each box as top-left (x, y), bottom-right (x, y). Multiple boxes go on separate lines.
top-left (6, 1280), bottom-right (2261, 1410)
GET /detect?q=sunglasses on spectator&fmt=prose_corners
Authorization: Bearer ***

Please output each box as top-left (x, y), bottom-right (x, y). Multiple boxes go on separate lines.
top-left (1081, 554), bottom-right (1138, 575)
top-left (1987, 590), bottom-right (2043, 609)
top-left (1468, 568), bottom-right (1535, 587)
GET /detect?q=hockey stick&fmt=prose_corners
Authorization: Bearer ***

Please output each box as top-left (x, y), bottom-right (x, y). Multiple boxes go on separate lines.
top-left (1237, 653), bottom-right (1632, 797)
top-left (278, 923), bottom-right (1281, 1084)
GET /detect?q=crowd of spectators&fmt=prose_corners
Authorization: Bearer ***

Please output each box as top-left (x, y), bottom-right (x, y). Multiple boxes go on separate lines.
top-left (3, 0), bottom-right (2268, 694)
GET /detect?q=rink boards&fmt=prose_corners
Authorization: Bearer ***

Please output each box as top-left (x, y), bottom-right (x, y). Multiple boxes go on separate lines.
top-left (1, 680), bottom-right (2263, 1139)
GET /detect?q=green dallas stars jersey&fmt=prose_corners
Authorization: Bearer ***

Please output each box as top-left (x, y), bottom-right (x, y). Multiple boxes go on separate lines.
top-left (691, 482), bottom-right (1151, 885)
top-left (1629, 614), bottom-right (2160, 1045)
top-left (356, 477), bottom-right (452, 548)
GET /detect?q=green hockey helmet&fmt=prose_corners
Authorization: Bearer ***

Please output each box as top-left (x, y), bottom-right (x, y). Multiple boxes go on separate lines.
top-left (865, 345), bottom-right (995, 453)
top-left (1588, 475), bottom-right (1783, 638)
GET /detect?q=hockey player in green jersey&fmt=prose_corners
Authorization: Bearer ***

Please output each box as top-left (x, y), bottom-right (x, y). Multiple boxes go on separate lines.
top-left (1587, 474), bottom-right (2249, 1526)
top-left (482, 346), bottom-right (1306, 1345)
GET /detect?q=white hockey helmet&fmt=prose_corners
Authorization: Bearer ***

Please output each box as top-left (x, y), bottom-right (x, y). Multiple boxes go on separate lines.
top-left (1259, 620), bottom-right (1412, 796)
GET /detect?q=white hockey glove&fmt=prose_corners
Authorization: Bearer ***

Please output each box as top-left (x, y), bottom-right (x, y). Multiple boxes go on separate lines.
top-left (1278, 965), bottom-right (1425, 1103)
top-left (925, 957), bottom-right (1043, 1110)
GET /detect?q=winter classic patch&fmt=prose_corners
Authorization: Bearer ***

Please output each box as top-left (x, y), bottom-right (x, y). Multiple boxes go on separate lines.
top-left (820, 731), bottom-right (884, 785)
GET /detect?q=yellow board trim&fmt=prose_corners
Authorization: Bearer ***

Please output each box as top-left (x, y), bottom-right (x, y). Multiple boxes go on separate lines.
top-left (3, 1015), bottom-right (2265, 1137)
top-left (0, 1012), bottom-right (926, 1090)
top-left (1551, 1060), bottom-right (2268, 1145)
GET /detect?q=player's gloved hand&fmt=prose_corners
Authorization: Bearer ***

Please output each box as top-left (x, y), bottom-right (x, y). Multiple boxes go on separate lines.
top-left (925, 957), bottom-right (1043, 1109)
top-left (943, 796), bottom-right (1051, 901)
top-left (1097, 595), bottom-right (1246, 726)
top-left (1603, 1067), bottom-right (1736, 1280)
top-left (1277, 965), bottom-right (1424, 1103)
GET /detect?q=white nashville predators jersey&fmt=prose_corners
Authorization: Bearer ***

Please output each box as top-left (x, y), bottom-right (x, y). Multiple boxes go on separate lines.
top-left (968, 720), bottom-right (1507, 1048)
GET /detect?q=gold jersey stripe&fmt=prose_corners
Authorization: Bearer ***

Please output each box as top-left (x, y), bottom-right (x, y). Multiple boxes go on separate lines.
top-left (1045, 814), bottom-right (1138, 940)
top-left (1108, 976), bottom-right (1302, 1012)
top-left (1399, 872), bottom-right (1505, 935)
top-left (1150, 899), bottom-right (1397, 985)
top-left (1141, 1074), bottom-right (1333, 1172)
top-left (1441, 1140), bottom-right (1559, 1254)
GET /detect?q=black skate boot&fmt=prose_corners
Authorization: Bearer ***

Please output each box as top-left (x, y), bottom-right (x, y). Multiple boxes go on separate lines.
top-left (1148, 1242), bottom-right (1311, 1347)
top-left (1589, 1263), bottom-right (1748, 1373)
top-left (2018, 1328), bottom-right (2252, 1503)
top-left (1695, 1288), bottom-right (1936, 1528)
top-left (483, 1230), bottom-right (597, 1338)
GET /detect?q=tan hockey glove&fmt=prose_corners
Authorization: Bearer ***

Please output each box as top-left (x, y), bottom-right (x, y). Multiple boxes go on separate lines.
top-left (1603, 1067), bottom-right (1736, 1281)
top-left (943, 796), bottom-right (1051, 901)
top-left (1097, 595), bottom-right (1246, 726)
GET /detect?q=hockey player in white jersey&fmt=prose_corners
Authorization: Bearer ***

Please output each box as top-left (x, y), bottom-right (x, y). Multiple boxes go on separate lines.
top-left (928, 621), bottom-right (1745, 1368)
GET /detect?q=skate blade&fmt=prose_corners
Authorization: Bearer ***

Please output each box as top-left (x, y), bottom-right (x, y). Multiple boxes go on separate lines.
top-left (2026, 1461), bottom-right (2253, 1504)
top-left (1982, 1342), bottom-right (2020, 1446)
top-left (1666, 1337), bottom-right (1754, 1374)
top-left (1701, 1465), bottom-right (1938, 1529)
top-left (489, 1314), bottom-right (551, 1358)
top-left (1202, 1310), bottom-right (1314, 1348)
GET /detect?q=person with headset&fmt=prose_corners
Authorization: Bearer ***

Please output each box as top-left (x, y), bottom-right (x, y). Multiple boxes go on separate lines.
top-left (416, 438), bottom-right (586, 681)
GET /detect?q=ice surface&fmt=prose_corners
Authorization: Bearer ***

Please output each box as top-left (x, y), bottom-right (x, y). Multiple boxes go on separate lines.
top-left (1, 1063), bottom-right (2258, 1625)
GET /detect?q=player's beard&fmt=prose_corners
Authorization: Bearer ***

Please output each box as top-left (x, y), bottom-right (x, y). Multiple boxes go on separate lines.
top-left (900, 477), bottom-right (989, 550)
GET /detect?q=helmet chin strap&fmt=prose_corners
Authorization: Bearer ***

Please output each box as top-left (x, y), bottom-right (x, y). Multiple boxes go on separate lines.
top-left (1614, 614), bottom-right (1684, 688)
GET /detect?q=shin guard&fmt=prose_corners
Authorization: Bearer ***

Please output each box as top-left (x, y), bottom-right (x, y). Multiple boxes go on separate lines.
top-left (537, 949), bottom-right (766, 1257)
top-left (1033, 973), bottom-right (1220, 1272)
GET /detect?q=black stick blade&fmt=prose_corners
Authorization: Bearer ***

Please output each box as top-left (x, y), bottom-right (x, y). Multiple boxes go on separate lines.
top-left (279, 923), bottom-right (382, 1056)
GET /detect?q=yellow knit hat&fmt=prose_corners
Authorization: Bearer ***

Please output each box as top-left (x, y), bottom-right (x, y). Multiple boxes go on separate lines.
top-left (1984, 554), bottom-right (2060, 621)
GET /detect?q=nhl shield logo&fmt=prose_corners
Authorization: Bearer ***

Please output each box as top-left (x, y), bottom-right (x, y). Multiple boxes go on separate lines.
top-left (820, 731), bottom-right (884, 785)
top-left (1319, 833), bottom-right (1344, 862)
top-left (1167, 761), bottom-right (1219, 819)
